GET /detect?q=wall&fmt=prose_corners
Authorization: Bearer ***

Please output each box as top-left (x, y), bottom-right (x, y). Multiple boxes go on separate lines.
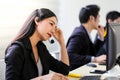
top-left (0, 0), bottom-right (60, 58)
top-left (0, 0), bottom-right (120, 58)
top-left (59, 0), bottom-right (120, 43)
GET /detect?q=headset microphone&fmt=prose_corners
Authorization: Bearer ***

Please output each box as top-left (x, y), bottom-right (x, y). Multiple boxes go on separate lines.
top-left (49, 39), bottom-right (54, 44)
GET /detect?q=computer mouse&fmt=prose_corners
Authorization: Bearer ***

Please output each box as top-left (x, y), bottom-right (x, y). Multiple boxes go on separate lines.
top-left (86, 63), bottom-right (97, 67)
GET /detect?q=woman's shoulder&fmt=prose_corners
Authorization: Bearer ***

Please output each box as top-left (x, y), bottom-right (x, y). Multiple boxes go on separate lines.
top-left (5, 41), bottom-right (25, 59)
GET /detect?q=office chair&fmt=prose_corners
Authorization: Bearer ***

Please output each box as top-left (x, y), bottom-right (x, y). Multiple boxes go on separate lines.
top-left (43, 38), bottom-right (60, 60)
top-left (0, 59), bottom-right (5, 80)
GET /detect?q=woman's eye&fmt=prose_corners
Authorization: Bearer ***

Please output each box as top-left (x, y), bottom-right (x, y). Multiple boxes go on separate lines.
top-left (50, 23), bottom-right (53, 26)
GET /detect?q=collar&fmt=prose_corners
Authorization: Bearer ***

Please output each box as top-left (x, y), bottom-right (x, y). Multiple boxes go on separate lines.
top-left (81, 25), bottom-right (93, 43)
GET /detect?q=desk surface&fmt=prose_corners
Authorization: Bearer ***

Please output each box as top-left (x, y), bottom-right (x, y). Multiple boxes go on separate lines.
top-left (68, 63), bottom-right (106, 80)
top-left (68, 63), bottom-right (120, 80)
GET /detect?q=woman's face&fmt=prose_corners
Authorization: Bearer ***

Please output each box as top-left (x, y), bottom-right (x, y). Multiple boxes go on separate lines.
top-left (113, 17), bottom-right (120, 23)
top-left (36, 16), bottom-right (57, 41)
top-left (108, 17), bottom-right (120, 24)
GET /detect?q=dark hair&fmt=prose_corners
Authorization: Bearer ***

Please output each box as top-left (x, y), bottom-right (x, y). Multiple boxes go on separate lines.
top-left (79, 4), bottom-right (100, 23)
top-left (15, 8), bottom-right (57, 42)
top-left (5, 8), bottom-right (57, 52)
top-left (106, 11), bottom-right (120, 27)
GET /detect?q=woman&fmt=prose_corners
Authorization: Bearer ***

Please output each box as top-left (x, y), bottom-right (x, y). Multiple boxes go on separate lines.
top-left (97, 11), bottom-right (120, 56)
top-left (5, 8), bottom-right (69, 80)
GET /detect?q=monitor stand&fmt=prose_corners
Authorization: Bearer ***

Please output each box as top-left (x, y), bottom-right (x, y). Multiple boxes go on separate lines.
top-left (101, 65), bottom-right (120, 79)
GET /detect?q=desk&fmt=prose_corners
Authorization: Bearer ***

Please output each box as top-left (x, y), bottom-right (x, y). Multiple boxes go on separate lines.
top-left (68, 63), bottom-right (106, 80)
top-left (68, 63), bottom-right (120, 80)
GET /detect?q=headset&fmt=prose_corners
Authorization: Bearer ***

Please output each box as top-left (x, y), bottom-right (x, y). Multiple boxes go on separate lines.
top-left (48, 39), bottom-right (54, 44)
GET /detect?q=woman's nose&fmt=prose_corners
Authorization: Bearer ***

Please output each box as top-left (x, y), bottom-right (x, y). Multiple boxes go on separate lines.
top-left (52, 28), bottom-right (55, 34)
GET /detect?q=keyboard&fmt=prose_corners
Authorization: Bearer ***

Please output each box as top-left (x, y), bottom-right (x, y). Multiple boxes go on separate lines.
top-left (80, 75), bottom-right (101, 80)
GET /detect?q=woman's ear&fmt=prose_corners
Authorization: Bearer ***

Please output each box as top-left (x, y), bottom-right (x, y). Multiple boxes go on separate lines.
top-left (108, 19), bottom-right (112, 23)
top-left (34, 17), bottom-right (39, 26)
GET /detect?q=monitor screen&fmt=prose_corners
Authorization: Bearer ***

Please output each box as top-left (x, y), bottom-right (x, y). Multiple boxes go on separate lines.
top-left (107, 23), bottom-right (120, 71)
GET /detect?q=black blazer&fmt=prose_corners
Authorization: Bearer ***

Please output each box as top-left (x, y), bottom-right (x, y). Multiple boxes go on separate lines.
top-left (66, 25), bottom-right (103, 70)
top-left (5, 38), bottom-right (69, 80)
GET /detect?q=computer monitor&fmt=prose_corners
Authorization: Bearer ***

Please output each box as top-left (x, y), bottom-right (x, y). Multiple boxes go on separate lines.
top-left (107, 23), bottom-right (120, 71)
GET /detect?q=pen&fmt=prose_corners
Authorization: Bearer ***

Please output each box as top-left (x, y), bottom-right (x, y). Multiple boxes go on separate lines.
top-left (68, 73), bottom-right (82, 78)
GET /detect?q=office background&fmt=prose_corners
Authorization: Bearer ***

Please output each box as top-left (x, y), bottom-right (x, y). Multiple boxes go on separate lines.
top-left (0, 0), bottom-right (120, 59)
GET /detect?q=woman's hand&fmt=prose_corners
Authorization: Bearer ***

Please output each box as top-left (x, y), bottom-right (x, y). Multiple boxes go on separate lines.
top-left (53, 27), bottom-right (69, 66)
top-left (31, 72), bottom-right (68, 80)
top-left (51, 72), bottom-right (68, 80)
top-left (53, 28), bottom-right (64, 44)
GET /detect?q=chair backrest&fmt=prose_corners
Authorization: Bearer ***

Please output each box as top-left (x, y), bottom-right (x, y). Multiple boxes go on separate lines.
top-left (43, 38), bottom-right (60, 59)
top-left (43, 38), bottom-right (59, 53)
top-left (0, 59), bottom-right (5, 80)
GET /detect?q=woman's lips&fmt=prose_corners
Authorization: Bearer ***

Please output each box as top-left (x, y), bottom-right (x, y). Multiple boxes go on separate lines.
top-left (47, 33), bottom-right (52, 37)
